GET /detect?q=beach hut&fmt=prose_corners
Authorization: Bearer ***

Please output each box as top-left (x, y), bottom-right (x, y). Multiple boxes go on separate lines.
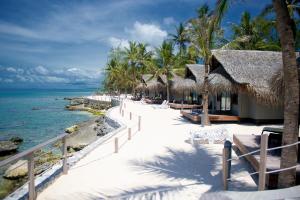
top-left (185, 64), bottom-right (236, 112)
top-left (138, 74), bottom-right (165, 101)
top-left (210, 49), bottom-right (286, 124)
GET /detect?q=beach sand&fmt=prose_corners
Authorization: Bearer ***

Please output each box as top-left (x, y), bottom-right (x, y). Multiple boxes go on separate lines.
top-left (36, 99), bottom-right (263, 200)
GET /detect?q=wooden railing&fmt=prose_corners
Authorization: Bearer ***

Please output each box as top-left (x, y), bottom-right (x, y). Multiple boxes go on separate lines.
top-left (0, 133), bottom-right (69, 200)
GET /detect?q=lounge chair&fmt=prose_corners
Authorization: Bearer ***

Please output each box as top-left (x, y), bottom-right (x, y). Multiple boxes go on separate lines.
top-left (189, 126), bottom-right (230, 145)
top-left (152, 100), bottom-right (169, 109)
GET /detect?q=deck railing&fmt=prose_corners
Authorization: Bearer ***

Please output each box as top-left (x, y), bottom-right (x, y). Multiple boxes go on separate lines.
top-left (222, 133), bottom-right (300, 190)
top-left (0, 133), bottom-right (69, 200)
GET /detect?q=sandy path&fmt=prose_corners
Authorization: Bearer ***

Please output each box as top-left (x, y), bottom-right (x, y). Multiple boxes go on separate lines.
top-left (38, 100), bottom-right (257, 200)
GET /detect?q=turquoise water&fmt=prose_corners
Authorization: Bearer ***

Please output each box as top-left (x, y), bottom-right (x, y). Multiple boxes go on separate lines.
top-left (0, 89), bottom-right (94, 151)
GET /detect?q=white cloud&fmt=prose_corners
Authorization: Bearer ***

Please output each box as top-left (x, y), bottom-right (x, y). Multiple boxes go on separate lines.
top-left (163, 17), bottom-right (176, 25)
top-left (44, 76), bottom-right (68, 83)
top-left (0, 65), bottom-right (102, 86)
top-left (35, 66), bottom-right (48, 75)
top-left (108, 37), bottom-right (129, 49)
top-left (127, 21), bottom-right (167, 46)
top-left (4, 78), bottom-right (14, 83)
top-left (6, 67), bottom-right (16, 73)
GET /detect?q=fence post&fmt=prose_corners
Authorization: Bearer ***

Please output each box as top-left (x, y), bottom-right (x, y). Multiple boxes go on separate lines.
top-left (114, 138), bottom-right (119, 153)
top-left (130, 112), bottom-right (132, 120)
top-left (258, 133), bottom-right (268, 191)
top-left (62, 136), bottom-right (68, 174)
top-left (181, 101), bottom-right (183, 112)
top-left (138, 116), bottom-right (141, 131)
top-left (28, 153), bottom-right (36, 200)
top-left (222, 148), bottom-right (229, 190)
top-left (224, 140), bottom-right (232, 179)
top-left (128, 128), bottom-right (132, 140)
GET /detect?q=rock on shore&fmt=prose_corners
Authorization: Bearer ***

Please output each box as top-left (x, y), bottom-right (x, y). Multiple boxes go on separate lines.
top-left (0, 141), bottom-right (18, 156)
top-left (3, 160), bottom-right (28, 179)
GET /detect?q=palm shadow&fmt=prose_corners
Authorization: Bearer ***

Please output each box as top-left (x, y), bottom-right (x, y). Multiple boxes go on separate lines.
top-left (108, 145), bottom-right (226, 199)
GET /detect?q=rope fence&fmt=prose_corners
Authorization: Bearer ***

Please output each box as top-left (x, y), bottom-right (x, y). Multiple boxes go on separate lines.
top-left (222, 133), bottom-right (300, 191)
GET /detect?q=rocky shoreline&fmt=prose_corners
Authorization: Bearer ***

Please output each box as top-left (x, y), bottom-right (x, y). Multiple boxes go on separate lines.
top-left (0, 96), bottom-right (113, 199)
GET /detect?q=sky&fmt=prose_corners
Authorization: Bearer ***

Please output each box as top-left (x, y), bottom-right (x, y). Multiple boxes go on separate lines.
top-left (0, 0), bottom-right (272, 89)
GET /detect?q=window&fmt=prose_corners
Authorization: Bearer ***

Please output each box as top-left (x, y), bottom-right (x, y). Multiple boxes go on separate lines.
top-left (221, 92), bottom-right (231, 111)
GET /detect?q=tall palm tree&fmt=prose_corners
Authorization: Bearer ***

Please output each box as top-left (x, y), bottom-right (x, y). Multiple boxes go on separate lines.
top-left (123, 42), bottom-right (153, 95)
top-left (187, 4), bottom-right (224, 126)
top-left (273, 0), bottom-right (299, 188)
top-left (223, 11), bottom-right (281, 50)
top-left (150, 41), bottom-right (176, 101)
top-left (215, 0), bottom-right (299, 188)
top-left (169, 23), bottom-right (189, 56)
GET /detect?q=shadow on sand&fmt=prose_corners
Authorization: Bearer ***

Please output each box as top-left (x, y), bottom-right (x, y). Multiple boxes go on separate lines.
top-left (107, 145), bottom-right (254, 199)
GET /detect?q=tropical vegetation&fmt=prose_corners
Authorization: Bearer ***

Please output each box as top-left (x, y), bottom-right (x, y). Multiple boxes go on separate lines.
top-left (102, 0), bottom-right (300, 188)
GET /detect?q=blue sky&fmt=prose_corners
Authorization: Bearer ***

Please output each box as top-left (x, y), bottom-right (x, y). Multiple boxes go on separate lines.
top-left (0, 0), bottom-right (271, 89)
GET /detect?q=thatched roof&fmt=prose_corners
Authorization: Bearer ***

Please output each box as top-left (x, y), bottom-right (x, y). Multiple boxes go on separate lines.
top-left (171, 74), bottom-right (197, 93)
top-left (139, 74), bottom-right (164, 91)
top-left (211, 49), bottom-right (284, 104)
top-left (270, 56), bottom-right (300, 97)
top-left (185, 64), bottom-right (205, 83)
top-left (185, 63), bottom-right (235, 94)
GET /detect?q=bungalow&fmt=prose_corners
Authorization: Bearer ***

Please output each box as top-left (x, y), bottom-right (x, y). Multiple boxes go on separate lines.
top-left (210, 50), bottom-right (285, 124)
top-left (136, 74), bottom-right (165, 99)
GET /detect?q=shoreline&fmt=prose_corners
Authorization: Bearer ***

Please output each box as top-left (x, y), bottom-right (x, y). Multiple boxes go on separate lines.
top-left (0, 96), bottom-right (114, 199)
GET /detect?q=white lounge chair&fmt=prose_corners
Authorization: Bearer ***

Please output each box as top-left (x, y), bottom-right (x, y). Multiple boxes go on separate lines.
top-left (153, 100), bottom-right (169, 109)
top-left (189, 126), bottom-right (230, 145)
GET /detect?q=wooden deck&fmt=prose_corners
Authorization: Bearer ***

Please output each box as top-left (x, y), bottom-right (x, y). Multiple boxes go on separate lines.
top-left (169, 103), bottom-right (202, 110)
top-left (180, 110), bottom-right (240, 123)
top-left (234, 134), bottom-right (300, 189)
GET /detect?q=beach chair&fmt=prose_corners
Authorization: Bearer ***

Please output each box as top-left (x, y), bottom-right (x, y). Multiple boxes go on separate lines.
top-left (152, 100), bottom-right (169, 109)
top-left (189, 126), bottom-right (230, 145)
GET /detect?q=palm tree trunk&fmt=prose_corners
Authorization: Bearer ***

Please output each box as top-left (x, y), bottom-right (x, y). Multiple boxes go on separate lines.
top-left (166, 81), bottom-right (170, 101)
top-left (202, 62), bottom-right (210, 126)
top-left (273, 0), bottom-right (299, 188)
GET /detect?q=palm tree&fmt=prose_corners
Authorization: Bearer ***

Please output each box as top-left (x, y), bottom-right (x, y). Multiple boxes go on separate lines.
top-left (150, 41), bottom-right (177, 101)
top-left (187, 4), bottom-right (224, 126)
top-left (273, 0), bottom-right (299, 188)
top-left (123, 42), bottom-right (153, 95)
top-left (215, 0), bottom-right (299, 188)
top-left (223, 11), bottom-right (281, 50)
top-left (169, 23), bottom-right (189, 56)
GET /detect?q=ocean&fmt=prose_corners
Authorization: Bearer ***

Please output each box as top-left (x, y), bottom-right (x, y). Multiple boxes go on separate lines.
top-left (0, 88), bottom-right (95, 151)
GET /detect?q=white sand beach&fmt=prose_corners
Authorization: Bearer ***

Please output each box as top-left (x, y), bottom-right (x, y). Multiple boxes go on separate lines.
top-left (37, 99), bottom-right (266, 200)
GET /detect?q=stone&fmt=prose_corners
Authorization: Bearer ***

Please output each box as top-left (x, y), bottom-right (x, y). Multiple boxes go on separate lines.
top-left (9, 136), bottom-right (23, 145)
top-left (65, 125), bottom-right (79, 134)
top-left (3, 160), bottom-right (28, 180)
top-left (0, 141), bottom-right (18, 156)
top-left (68, 144), bottom-right (87, 152)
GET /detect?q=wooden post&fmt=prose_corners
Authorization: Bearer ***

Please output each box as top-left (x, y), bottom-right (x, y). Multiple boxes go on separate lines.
top-left (258, 133), bottom-right (268, 191)
top-left (128, 128), bottom-right (132, 140)
top-left (114, 138), bottom-right (119, 153)
top-left (138, 116), bottom-right (141, 131)
top-left (28, 153), bottom-right (36, 200)
top-left (222, 148), bottom-right (229, 190)
top-left (62, 136), bottom-right (68, 174)
top-left (130, 112), bottom-right (132, 120)
top-left (181, 101), bottom-right (183, 112)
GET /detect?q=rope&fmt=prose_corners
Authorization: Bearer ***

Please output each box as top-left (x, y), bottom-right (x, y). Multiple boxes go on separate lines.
top-left (227, 149), bottom-right (261, 162)
top-left (267, 141), bottom-right (300, 152)
top-left (227, 171), bottom-right (259, 181)
top-left (265, 165), bottom-right (299, 174)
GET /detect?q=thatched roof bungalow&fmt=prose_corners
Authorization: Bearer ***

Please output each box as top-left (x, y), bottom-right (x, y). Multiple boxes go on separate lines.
top-left (136, 74), bottom-right (165, 98)
top-left (210, 50), bottom-right (286, 123)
